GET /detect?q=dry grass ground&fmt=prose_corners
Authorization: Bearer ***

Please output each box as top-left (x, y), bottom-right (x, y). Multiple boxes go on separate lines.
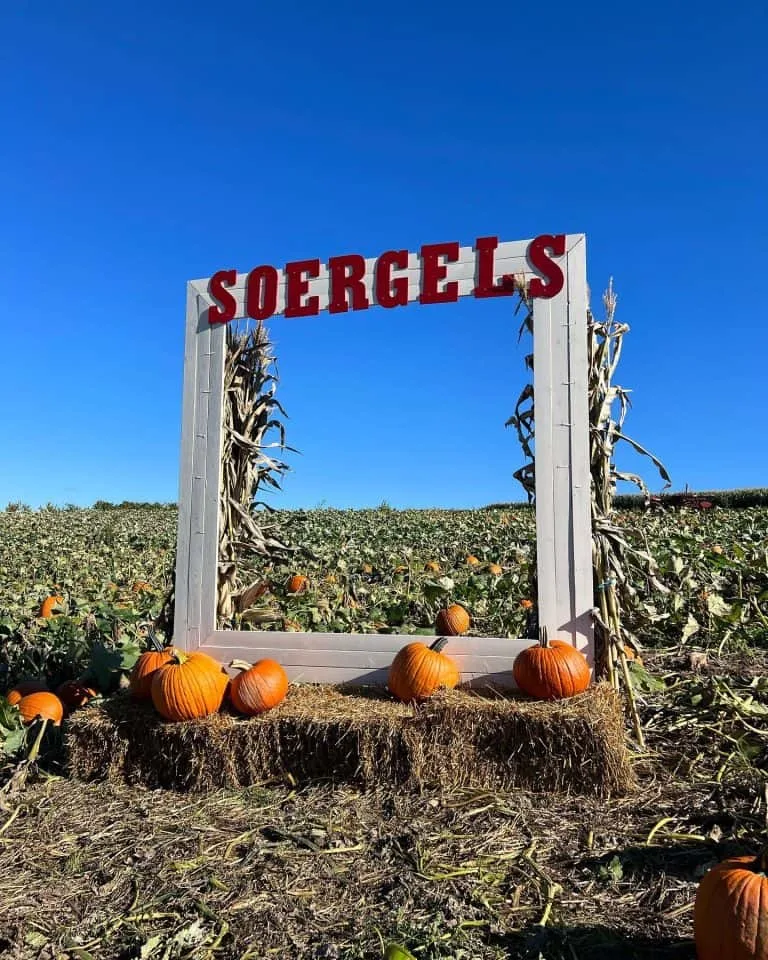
top-left (1, 651), bottom-right (767, 960)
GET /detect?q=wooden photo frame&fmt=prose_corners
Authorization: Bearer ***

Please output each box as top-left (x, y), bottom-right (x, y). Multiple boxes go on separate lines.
top-left (173, 233), bottom-right (592, 687)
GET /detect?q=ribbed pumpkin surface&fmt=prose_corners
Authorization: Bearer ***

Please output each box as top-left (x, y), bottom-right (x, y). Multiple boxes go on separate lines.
top-left (388, 641), bottom-right (460, 702)
top-left (694, 855), bottom-right (768, 960)
top-left (513, 640), bottom-right (590, 700)
top-left (435, 604), bottom-right (470, 637)
top-left (151, 652), bottom-right (228, 722)
top-left (230, 659), bottom-right (288, 716)
top-left (130, 648), bottom-right (176, 700)
top-left (18, 691), bottom-right (64, 726)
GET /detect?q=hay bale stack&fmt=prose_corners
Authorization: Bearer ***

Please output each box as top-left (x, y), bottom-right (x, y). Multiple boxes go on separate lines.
top-left (66, 683), bottom-right (634, 797)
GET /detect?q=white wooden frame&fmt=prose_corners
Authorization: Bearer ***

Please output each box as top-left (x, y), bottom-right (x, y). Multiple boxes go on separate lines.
top-left (174, 234), bottom-right (592, 687)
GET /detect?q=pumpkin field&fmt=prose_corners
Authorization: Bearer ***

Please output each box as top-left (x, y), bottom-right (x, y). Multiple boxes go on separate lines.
top-left (1, 501), bottom-right (768, 958)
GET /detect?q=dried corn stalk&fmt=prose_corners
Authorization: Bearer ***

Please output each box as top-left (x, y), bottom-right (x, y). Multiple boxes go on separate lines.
top-left (218, 320), bottom-right (295, 625)
top-left (508, 281), bottom-right (670, 745)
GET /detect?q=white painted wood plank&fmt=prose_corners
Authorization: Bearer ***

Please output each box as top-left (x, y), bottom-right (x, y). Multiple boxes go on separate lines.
top-left (204, 647), bottom-right (521, 671)
top-left (199, 321), bottom-right (226, 640)
top-left (184, 297), bottom-right (212, 645)
top-left (565, 236), bottom-right (594, 659)
top-left (173, 285), bottom-right (199, 647)
top-left (207, 630), bottom-right (525, 657)
top-left (533, 294), bottom-right (557, 641)
top-left (549, 264), bottom-right (574, 644)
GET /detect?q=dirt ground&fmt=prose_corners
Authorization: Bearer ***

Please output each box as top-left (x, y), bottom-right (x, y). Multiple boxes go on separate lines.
top-left (1, 650), bottom-right (767, 960)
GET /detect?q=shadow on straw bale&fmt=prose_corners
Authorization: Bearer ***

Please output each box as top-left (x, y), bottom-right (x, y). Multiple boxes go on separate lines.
top-left (65, 682), bottom-right (634, 797)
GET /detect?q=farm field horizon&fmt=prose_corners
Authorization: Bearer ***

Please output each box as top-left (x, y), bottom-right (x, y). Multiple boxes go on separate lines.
top-left (2, 499), bottom-right (767, 688)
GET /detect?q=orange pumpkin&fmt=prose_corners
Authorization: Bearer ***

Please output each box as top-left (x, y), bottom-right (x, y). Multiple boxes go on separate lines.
top-left (487, 563), bottom-right (503, 576)
top-left (17, 691), bottom-right (64, 726)
top-left (465, 555), bottom-right (480, 566)
top-left (151, 650), bottom-right (228, 721)
top-left (229, 659), bottom-right (289, 716)
top-left (361, 563), bottom-right (373, 574)
top-left (39, 595), bottom-right (64, 618)
top-left (424, 561), bottom-right (440, 573)
top-left (131, 580), bottom-right (152, 594)
top-left (283, 618), bottom-right (302, 632)
top-left (5, 679), bottom-right (48, 706)
top-left (513, 628), bottom-right (590, 700)
top-left (623, 644), bottom-right (643, 666)
top-left (435, 604), bottom-right (471, 637)
top-left (694, 850), bottom-right (768, 960)
top-left (388, 637), bottom-right (460, 702)
top-left (130, 646), bottom-right (176, 700)
top-left (55, 680), bottom-right (98, 713)
top-left (286, 575), bottom-right (309, 594)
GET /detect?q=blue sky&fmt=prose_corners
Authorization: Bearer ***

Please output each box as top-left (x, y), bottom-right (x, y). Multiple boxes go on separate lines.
top-left (1, 1), bottom-right (766, 510)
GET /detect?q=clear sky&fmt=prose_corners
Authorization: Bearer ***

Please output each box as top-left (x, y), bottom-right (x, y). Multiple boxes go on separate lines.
top-left (1, 1), bottom-right (766, 510)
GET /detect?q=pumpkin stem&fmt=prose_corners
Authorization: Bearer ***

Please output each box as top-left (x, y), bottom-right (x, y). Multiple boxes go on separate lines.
top-left (146, 627), bottom-right (165, 653)
top-left (27, 717), bottom-right (49, 764)
top-left (538, 625), bottom-right (550, 649)
top-left (429, 637), bottom-right (450, 653)
top-left (170, 649), bottom-right (189, 666)
top-left (229, 659), bottom-right (252, 673)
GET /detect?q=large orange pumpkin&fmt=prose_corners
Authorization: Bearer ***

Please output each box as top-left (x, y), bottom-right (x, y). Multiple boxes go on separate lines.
top-left (513, 628), bottom-right (590, 700)
top-left (229, 659), bottom-right (288, 716)
top-left (5, 679), bottom-right (48, 706)
top-left (435, 604), bottom-right (471, 637)
top-left (39, 595), bottom-right (64, 618)
top-left (130, 646), bottom-right (176, 700)
top-left (388, 638), bottom-right (460, 702)
top-left (151, 651), bottom-right (228, 722)
top-left (286, 575), bottom-right (309, 594)
top-left (17, 691), bottom-right (64, 726)
top-left (694, 850), bottom-right (768, 960)
top-left (55, 680), bottom-right (98, 713)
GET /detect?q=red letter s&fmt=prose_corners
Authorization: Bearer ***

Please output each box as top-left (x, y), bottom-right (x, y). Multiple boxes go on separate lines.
top-left (208, 269), bottom-right (238, 324)
top-left (527, 235), bottom-right (566, 299)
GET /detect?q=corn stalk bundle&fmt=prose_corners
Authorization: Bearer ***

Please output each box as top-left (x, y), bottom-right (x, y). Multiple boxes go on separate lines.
top-left (508, 281), bottom-right (670, 744)
top-left (218, 320), bottom-right (295, 625)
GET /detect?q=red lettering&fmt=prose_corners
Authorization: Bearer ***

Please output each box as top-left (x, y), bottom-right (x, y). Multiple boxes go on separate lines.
top-left (473, 236), bottom-right (516, 298)
top-left (328, 254), bottom-right (370, 313)
top-left (246, 265), bottom-right (279, 321)
top-left (374, 250), bottom-right (409, 308)
top-left (284, 259), bottom-right (321, 317)
top-left (419, 242), bottom-right (459, 304)
top-left (208, 269), bottom-right (237, 324)
top-left (527, 234), bottom-right (566, 299)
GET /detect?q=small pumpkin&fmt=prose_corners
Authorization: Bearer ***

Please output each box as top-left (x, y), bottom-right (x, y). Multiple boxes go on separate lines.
top-left (282, 618), bottom-right (303, 632)
top-left (361, 563), bottom-right (373, 574)
top-left (388, 637), bottom-right (460, 702)
top-left (394, 565), bottom-right (408, 575)
top-left (286, 574), bottom-right (309, 594)
top-left (694, 848), bottom-right (768, 960)
top-left (487, 563), bottom-right (503, 576)
top-left (39, 595), bottom-right (64, 618)
top-left (513, 627), bottom-right (590, 700)
top-left (229, 659), bottom-right (289, 715)
top-left (131, 580), bottom-right (152, 594)
top-left (17, 691), bottom-right (64, 726)
top-left (424, 561), bottom-right (440, 573)
top-left (151, 650), bottom-right (229, 722)
top-left (55, 680), bottom-right (98, 713)
top-left (435, 604), bottom-right (471, 637)
top-left (5, 679), bottom-right (48, 706)
top-left (623, 644), bottom-right (643, 666)
top-left (465, 555), bottom-right (480, 566)
top-left (130, 645), bottom-right (176, 700)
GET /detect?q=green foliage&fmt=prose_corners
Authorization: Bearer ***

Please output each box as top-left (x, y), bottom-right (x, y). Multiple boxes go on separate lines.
top-left (0, 697), bottom-right (26, 757)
